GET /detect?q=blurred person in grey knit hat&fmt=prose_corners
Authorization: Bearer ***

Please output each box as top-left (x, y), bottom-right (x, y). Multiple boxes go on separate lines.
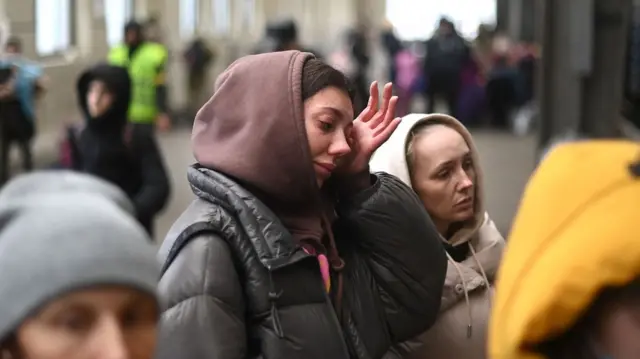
top-left (0, 170), bottom-right (160, 359)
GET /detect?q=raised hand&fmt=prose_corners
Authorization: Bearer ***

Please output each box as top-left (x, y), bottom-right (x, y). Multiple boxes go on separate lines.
top-left (338, 81), bottom-right (401, 175)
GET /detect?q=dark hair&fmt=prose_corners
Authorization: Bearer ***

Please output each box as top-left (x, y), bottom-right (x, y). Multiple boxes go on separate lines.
top-left (124, 20), bottom-right (143, 34)
top-left (267, 19), bottom-right (298, 46)
top-left (629, 156), bottom-right (640, 176)
top-left (301, 58), bottom-right (355, 104)
top-left (439, 17), bottom-right (453, 27)
top-left (536, 280), bottom-right (640, 359)
top-left (5, 36), bottom-right (21, 52)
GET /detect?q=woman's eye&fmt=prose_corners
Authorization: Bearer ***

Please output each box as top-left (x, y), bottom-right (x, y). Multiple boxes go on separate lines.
top-left (318, 121), bottom-right (334, 132)
top-left (436, 169), bottom-right (450, 179)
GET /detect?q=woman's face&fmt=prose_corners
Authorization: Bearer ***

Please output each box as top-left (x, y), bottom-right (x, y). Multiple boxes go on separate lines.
top-left (410, 125), bottom-right (476, 233)
top-left (303, 86), bottom-right (355, 187)
top-left (10, 286), bottom-right (158, 359)
top-left (87, 80), bottom-right (114, 118)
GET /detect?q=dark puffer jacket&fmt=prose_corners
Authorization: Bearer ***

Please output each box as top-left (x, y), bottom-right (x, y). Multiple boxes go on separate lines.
top-left (68, 64), bottom-right (170, 236)
top-left (156, 166), bottom-right (447, 359)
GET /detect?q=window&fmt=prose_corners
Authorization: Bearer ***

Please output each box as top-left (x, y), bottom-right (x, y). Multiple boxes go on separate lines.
top-left (35, 0), bottom-right (74, 55)
top-left (212, 0), bottom-right (231, 35)
top-left (180, 0), bottom-right (199, 39)
top-left (105, 0), bottom-right (134, 46)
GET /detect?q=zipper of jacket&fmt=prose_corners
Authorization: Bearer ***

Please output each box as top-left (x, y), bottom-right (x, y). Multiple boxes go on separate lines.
top-left (326, 271), bottom-right (354, 358)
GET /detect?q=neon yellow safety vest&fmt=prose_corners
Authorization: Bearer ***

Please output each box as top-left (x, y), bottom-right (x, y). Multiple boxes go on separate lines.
top-left (108, 42), bottom-right (168, 124)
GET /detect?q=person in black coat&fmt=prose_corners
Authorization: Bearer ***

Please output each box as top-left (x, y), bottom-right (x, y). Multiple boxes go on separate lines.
top-left (347, 27), bottom-right (371, 114)
top-left (156, 51), bottom-right (446, 359)
top-left (253, 19), bottom-right (323, 59)
top-left (423, 18), bottom-right (470, 117)
top-left (63, 63), bottom-right (170, 237)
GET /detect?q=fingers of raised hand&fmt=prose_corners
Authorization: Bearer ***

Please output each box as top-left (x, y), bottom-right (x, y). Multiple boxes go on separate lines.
top-left (362, 81), bottom-right (379, 121)
top-left (374, 117), bottom-right (401, 140)
top-left (372, 96), bottom-right (398, 136)
top-left (369, 83), bottom-right (394, 127)
top-left (375, 82), bottom-right (393, 118)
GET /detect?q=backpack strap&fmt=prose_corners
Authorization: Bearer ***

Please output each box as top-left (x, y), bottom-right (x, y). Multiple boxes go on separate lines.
top-left (160, 218), bottom-right (337, 340)
top-left (160, 221), bottom-right (221, 277)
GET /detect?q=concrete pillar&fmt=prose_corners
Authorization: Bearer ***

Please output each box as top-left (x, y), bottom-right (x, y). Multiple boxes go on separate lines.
top-left (249, 0), bottom-right (267, 40)
top-left (233, 0), bottom-right (261, 41)
top-left (261, 0), bottom-right (280, 22)
top-left (146, 0), bottom-right (164, 19)
top-left (300, 0), bottom-right (320, 47)
top-left (521, 0), bottom-right (535, 41)
top-left (0, 0), bottom-right (6, 182)
top-left (580, 0), bottom-right (631, 137)
top-left (198, 0), bottom-right (213, 36)
top-left (133, 0), bottom-right (148, 18)
top-left (507, 0), bottom-right (523, 39)
top-left (496, 0), bottom-right (510, 32)
top-left (0, 0), bottom-right (7, 39)
top-left (536, 0), bottom-right (631, 153)
top-left (354, 0), bottom-right (385, 27)
top-left (75, 0), bottom-right (104, 57)
top-left (504, 0), bottom-right (535, 41)
top-left (5, 1), bottom-right (37, 57)
top-left (161, 0), bottom-right (185, 107)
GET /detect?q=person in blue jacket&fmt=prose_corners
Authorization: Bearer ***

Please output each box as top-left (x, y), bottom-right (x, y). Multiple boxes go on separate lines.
top-left (0, 36), bottom-right (47, 184)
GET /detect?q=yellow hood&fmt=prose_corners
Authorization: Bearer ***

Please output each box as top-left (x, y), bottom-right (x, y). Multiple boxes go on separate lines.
top-left (489, 140), bottom-right (640, 359)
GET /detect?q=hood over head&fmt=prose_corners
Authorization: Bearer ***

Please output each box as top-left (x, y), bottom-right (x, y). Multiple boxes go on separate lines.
top-left (77, 63), bottom-right (131, 132)
top-left (489, 141), bottom-right (640, 359)
top-left (192, 50), bottom-right (332, 243)
top-left (125, 20), bottom-right (143, 34)
top-left (0, 171), bottom-right (159, 341)
top-left (370, 113), bottom-right (484, 246)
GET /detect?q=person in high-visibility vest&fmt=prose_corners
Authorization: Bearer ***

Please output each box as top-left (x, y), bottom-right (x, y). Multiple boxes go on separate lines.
top-left (108, 21), bottom-right (170, 134)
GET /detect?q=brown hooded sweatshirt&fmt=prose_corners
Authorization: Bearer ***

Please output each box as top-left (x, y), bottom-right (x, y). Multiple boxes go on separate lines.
top-left (192, 51), bottom-right (327, 239)
top-left (191, 50), bottom-right (350, 297)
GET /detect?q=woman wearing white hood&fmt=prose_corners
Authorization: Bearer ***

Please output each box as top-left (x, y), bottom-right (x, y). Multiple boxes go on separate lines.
top-left (370, 113), bottom-right (505, 359)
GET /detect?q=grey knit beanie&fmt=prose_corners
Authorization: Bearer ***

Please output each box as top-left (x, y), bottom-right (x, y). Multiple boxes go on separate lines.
top-left (0, 170), bottom-right (135, 214)
top-left (0, 171), bottom-right (159, 340)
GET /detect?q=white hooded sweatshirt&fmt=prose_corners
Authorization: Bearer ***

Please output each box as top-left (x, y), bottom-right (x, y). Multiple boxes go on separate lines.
top-left (371, 113), bottom-right (505, 359)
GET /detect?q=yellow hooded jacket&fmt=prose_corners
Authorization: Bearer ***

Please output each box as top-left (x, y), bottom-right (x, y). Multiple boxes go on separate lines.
top-left (489, 140), bottom-right (640, 359)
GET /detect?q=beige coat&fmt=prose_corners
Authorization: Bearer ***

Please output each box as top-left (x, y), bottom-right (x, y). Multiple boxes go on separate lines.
top-left (371, 114), bottom-right (506, 359)
top-left (411, 213), bottom-right (504, 359)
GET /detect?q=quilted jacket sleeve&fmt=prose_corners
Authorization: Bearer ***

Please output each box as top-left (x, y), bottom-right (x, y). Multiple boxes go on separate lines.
top-left (336, 172), bottom-right (447, 342)
top-left (156, 234), bottom-right (248, 359)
